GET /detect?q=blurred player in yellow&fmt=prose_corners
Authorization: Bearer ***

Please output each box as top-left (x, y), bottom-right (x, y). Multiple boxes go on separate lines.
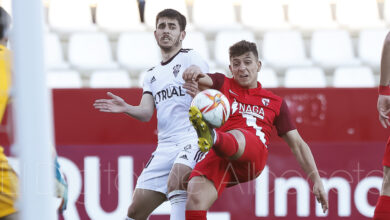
top-left (0, 6), bottom-right (19, 220)
top-left (0, 6), bottom-right (68, 218)
top-left (374, 32), bottom-right (390, 220)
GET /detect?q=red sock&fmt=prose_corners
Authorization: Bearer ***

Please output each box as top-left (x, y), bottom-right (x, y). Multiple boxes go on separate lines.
top-left (374, 195), bottom-right (390, 220)
top-left (213, 131), bottom-right (238, 158)
top-left (186, 210), bottom-right (207, 220)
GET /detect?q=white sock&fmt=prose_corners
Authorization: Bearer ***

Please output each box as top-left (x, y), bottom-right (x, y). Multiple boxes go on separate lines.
top-left (125, 217), bottom-right (135, 220)
top-left (168, 190), bottom-right (187, 220)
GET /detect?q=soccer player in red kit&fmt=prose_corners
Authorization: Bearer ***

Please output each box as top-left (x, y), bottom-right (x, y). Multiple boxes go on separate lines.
top-left (374, 32), bottom-right (390, 220)
top-left (182, 40), bottom-right (328, 219)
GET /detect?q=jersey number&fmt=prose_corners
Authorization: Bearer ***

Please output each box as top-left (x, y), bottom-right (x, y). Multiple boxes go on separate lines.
top-left (242, 114), bottom-right (267, 145)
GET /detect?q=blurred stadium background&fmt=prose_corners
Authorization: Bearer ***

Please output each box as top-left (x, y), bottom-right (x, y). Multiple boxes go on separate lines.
top-left (0, 0), bottom-right (388, 89)
top-left (0, 0), bottom-right (389, 219)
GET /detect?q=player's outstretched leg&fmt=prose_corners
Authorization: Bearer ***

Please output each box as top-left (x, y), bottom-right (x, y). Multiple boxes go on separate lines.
top-left (374, 166), bottom-right (390, 220)
top-left (189, 106), bottom-right (214, 152)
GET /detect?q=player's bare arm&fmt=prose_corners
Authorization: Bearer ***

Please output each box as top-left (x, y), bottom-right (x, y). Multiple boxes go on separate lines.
top-left (93, 92), bottom-right (155, 122)
top-left (282, 129), bottom-right (329, 213)
top-left (182, 65), bottom-right (213, 97)
top-left (378, 33), bottom-right (390, 128)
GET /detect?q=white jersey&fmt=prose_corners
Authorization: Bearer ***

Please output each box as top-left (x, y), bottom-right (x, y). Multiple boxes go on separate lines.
top-left (143, 49), bottom-right (209, 144)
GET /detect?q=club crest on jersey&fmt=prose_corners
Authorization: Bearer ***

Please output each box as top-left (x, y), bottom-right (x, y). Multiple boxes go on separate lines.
top-left (173, 64), bottom-right (181, 77)
top-left (231, 99), bottom-right (264, 119)
top-left (262, 98), bottom-right (270, 106)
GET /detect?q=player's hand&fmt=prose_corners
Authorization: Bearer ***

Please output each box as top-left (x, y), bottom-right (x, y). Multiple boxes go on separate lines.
top-left (377, 95), bottom-right (390, 128)
top-left (93, 92), bottom-right (129, 113)
top-left (55, 157), bottom-right (68, 214)
top-left (183, 80), bottom-right (199, 97)
top-left (182, 65), bottom-right (206, 82)
top-left (313, 180), bottom-right (328, 213)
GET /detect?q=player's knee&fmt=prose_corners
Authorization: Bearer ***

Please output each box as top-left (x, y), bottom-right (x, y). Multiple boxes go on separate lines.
top-left (167, 164), bottom-right (191, 192)
top-left (186, 192), bottom-right (203, 209)
top-left (127, 204), bottom-right (147, 220)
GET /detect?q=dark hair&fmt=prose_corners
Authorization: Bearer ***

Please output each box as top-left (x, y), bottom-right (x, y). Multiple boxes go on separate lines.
top-left (155, 9), bottom-right (186, 31)
top-left (229, 40), bottom-right (259, 59)
top-left (0, 7), bottom-right (10, 39)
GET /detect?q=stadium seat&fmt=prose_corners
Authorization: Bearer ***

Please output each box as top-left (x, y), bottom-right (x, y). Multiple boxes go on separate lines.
top-left (214, 30), bottom-right (255, 68)
top-left (89, 70), bottom-right (131, 88)
top-left (333, 66), bottom-right (375, 87)
top-left (358, 29), bottom-right (388, 70)
top-left (117, 32), bottom-right (161, 75)
top-left (288, 0), bottom-right (338, 31)
top-left (262, 31), bottom-right (312, 69)
top-left (182, 31), bottom-right (214, 67)
top-left (48, 0), bottom-right (96, 32)
top-left (95, 0), bottom-right (145, 33)
top-left (47, 70), bottom-right (83, 88)
top-left (192, 0), bottom-right (242, 34)
top-left (311, 30), bottom-right (361, 69)
top-left (384, 0), bottom-right (390, 25)
top-left (143, 0), bottom-right (188, 29)
top-left (335, 0), bottom-right (385, 30)
top-left (284, 67), bottom-right (327, 88)
top-left (241, 0), bottom-right (290, 31)
top-left (258, 67), bottom-right (279, 88)
top-left (68, 32), bottom-right (118, 71)
top-left (44, 33), bottom-right (69, 70)
top-left (1, 0), bottom-right (12, 14)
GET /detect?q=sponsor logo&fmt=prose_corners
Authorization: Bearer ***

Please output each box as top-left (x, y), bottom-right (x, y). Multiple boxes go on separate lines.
top-left (179, 154), bottom-right (188, 160)
top-left (232, 99), bottom-right (264, 119)
top-left (229, 89), bottom-right (238, 96)
top-left (154, 85), bottom-right (186, 105)
top-left (150, 76), bottom-right (156, 84)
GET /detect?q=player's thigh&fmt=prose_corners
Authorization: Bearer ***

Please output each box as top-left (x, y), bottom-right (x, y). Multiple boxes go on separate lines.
top-left (167, 163), bottom-right (192, 192)
top-left (382, 166), bottom-right (390, 196)
top-left (186, 176), bottom-right (218, 210)
top-left (127, 188), bottom-right (166, 218)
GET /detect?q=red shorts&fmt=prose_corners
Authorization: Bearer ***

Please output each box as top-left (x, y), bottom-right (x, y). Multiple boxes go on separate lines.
top-left (189, 129), bottom-right (268, 196)
top-left (383, 136), bottom-right (390, 167)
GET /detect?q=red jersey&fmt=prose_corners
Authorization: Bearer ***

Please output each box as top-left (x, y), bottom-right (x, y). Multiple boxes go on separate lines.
top-left (209, 73), bottom-right (296, 147)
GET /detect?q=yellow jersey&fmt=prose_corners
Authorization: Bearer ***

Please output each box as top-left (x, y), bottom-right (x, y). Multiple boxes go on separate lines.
top-left (0, 44), bottom-right (11, 123)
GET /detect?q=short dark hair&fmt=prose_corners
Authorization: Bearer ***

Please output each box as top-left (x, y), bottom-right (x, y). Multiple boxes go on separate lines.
top-left (156, 9), bottom-right (186, 31)
top-left (229, 40), bottom-right (259, 59)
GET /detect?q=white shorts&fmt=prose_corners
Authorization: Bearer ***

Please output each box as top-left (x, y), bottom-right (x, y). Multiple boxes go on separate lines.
top-left (135, 138), bottom-right (204, 195)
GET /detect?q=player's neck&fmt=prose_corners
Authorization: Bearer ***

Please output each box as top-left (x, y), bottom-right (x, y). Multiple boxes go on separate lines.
top-left (161, 46), bottom-right (182, 63)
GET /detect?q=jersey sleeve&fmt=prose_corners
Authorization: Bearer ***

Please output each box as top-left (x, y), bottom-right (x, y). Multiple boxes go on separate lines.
top-left (207, 73), bottom-right (225, 90)
top-left (189, 50), bottom-right (209, 73)
top-left (274, 100), bottom-right (296, 136)
top-left (142, 71), bottom-right (153, 95)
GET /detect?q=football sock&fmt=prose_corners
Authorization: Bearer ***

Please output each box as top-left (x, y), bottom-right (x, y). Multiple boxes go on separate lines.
top-left (213, 131), bottom-right (238, 158)
top-left (168, 190), bottom-right (187, 220)
top-left (186, 210), bottom-right (207, 220)
top-left (374, 195), bottom-right (390, 220)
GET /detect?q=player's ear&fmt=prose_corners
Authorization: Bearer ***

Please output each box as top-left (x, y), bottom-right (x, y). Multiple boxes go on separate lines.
top-left (257, 60), bottom-right (262, 72)
top-left (180, 30), bottom-right (186, 42)
top-left (154, 30), bottom-right (158, 40)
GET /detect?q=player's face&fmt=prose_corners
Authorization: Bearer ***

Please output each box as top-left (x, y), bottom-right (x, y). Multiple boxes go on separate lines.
top-left (229, 52), bottom-right (261, 89)
top-left (154, 17), bottom-right (185, 52)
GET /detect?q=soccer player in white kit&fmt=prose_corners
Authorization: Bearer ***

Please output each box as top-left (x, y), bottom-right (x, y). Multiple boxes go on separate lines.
top-left (94, 9), bottom-right (208, 220)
